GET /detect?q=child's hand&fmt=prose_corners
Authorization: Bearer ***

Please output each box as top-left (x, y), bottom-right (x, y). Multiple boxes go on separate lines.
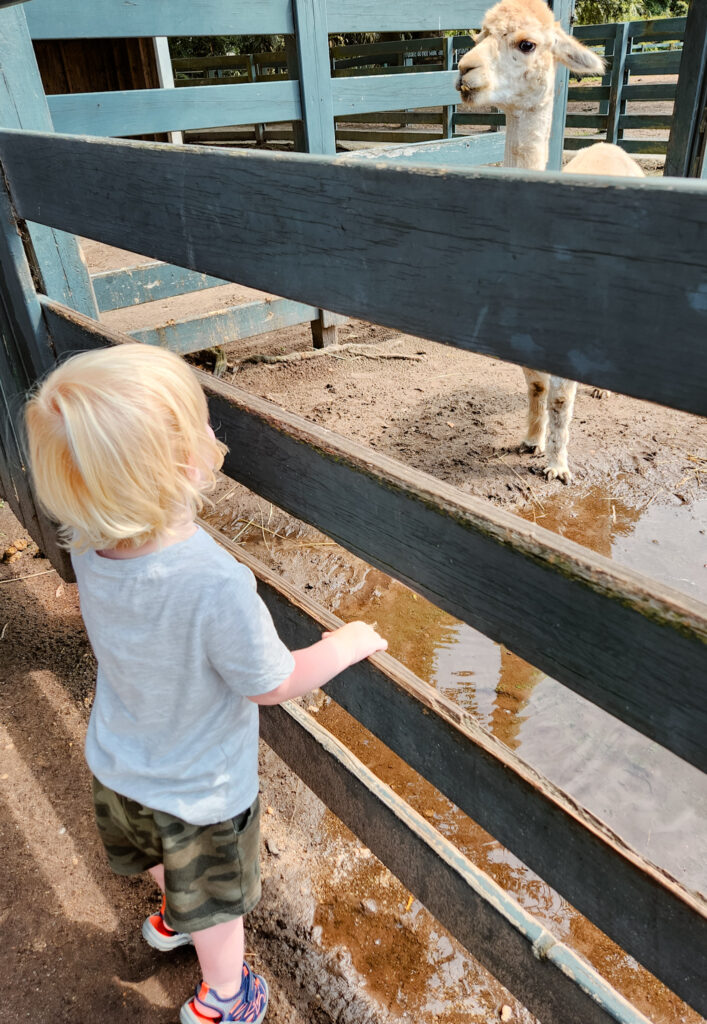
top-left (322, 621), bottom-right (387, 667)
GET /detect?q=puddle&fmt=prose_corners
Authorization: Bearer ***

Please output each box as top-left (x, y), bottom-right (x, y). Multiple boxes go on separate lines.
top-left (517, 486), bottom-right (707, 602)
top-left (312, 807), bottom-right (534, 1024)
top-left (207, 483), bottom-right (706, 1022)
top-left (330, 488), bottom-right (707, 896)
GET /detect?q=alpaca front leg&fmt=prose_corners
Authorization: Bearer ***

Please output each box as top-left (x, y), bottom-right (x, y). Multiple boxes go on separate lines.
top-left (521, 368), bottom-right (549, 452)
top-left (544, 377), bottom-right (577, 483)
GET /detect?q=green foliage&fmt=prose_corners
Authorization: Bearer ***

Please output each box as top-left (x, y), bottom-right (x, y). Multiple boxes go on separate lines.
top-left (575, 1), bottom-right (644, 23)
top-left (640, 0), bottom-right (688, 15)
top-left (575, 0), bottom-right (688, 23)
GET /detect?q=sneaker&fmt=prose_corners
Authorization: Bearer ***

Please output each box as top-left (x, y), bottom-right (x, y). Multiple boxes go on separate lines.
top-left (180, 961), bottom-right (269, 1024)
top-left (141, 894), bottom-right (193, 952)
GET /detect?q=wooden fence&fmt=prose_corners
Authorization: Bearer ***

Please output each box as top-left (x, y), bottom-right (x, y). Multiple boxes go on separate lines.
top-left (1, 1), bottom-right (706, 1021)
top-left (174, 35), bottom-right (473, 147)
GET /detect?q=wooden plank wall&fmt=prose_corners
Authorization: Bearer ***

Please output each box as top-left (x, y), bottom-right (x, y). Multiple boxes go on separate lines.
top-left (34, 38), bottom-right (159, 95)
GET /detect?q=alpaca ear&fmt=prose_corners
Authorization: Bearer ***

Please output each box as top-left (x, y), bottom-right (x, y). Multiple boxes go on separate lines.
top-left (552, 24), bottom-right (605, 76)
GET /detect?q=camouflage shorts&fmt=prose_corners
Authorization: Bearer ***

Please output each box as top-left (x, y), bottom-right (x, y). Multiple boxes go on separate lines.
top-left (91, 777), bottom-right (261, 933)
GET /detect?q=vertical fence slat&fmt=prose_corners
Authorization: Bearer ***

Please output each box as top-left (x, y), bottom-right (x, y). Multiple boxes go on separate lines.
top-left (606, 20), bottom-right (630, 145)
top-left (443, 35), bottom-right (455, 139)
top-left (153, 36), bottom-right (183, 144)
top-left (0, 176), bottom-right (69, 574)
top-left (665, 0), bottom-right (707, 176)
top-left (290, 0), bottom-right (336, 155)
top-left (290, 0), bottom-right (339, 345)
top-left (598, 27), bottom-right (615, 117)
top-left (547, 0), bottom-right (574, 169)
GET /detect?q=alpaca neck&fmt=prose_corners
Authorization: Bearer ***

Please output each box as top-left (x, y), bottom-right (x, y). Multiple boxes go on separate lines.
top-left (503, 105), bottom-right (553, 170)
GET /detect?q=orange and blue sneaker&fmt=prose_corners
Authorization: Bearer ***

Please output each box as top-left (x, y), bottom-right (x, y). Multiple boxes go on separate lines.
top-left (180, 961), bottom-right (269, 1023)
top-left (141, 894), bottom-right (193, 952)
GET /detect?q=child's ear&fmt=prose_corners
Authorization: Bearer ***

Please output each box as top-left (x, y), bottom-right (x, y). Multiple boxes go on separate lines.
top-left (552, 23), bottom-right (605, 76)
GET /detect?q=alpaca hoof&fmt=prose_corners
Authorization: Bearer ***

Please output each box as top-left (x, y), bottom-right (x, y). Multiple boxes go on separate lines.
top-left (520, 439), bottom-right (545, 455)
top-left (590, 388), bottom-right (611, 400)
top-left (544, 463), bottom-right (572, 484)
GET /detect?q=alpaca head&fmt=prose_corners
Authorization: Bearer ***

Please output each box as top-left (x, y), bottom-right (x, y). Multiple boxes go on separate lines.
top-left (457, 0), bottom-right (604, 113)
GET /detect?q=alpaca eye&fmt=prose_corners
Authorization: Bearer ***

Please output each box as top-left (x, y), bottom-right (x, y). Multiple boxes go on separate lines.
top-left (518, 40), bottom-right (536, 53)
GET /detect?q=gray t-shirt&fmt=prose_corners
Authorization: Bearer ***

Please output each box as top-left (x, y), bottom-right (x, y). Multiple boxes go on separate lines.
top-left (71, 526), bottom-right (295, 825)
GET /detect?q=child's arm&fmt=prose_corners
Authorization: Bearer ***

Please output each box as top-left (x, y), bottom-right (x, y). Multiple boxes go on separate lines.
top-left (248, 621), bottom-right (386, 706)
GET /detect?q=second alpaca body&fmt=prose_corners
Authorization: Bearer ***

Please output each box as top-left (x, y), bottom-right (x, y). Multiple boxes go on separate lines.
top-left (457, 0), bottom-right (645, 482)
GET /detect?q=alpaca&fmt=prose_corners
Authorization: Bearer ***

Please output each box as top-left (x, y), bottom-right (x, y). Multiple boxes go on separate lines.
top-left (456, 0), bottom-right (644, 482)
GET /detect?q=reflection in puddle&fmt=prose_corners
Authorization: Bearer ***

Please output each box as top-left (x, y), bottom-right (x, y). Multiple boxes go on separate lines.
top-left (333, 489), bottom-right (707, 896)
top-left (519, 487), bottom-right (707, 602)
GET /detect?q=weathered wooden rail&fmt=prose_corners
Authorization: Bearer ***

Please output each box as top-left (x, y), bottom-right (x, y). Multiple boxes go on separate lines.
top-left (1, 1), bottom-right (706, 1022)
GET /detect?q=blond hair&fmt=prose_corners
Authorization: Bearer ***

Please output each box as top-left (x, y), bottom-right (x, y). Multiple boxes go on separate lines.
top-left (25, 344), bottom-right (226, 551)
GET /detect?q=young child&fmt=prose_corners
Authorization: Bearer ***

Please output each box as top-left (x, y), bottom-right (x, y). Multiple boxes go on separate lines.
top-left (25, 344), bottom-right (387, 1024)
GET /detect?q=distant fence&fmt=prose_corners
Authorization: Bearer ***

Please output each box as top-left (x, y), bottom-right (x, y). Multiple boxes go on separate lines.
top-left (174, 35), bottom-right (473, 147)
top-left (176, 18), bottom-right (686, 156)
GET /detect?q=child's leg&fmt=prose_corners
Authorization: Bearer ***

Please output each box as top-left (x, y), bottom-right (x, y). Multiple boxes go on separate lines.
top-left (149, 863), bottom-right (165, 891)
top-left (145, 865), bottom-right (245, 1008)
top-left (192, 916), bottom-right (244, 1001)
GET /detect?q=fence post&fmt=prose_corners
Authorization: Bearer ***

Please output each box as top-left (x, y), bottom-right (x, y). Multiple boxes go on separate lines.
top-left (0, 166), bottom-right (71, 574)
top-left (290, 0), bottom-right (336, 155)
top-left (0, 4), bottom-right (98, 319)
top-left (289, 0), bottom-right (339, 347)
top-left (247, 54), bottom-right (266, 144)
top-left (153, 36), bottom-right (183, 145)
top-left (599, 28), bottom-right (615, 118)
top-left (443, 35), bottom-right (455, 139)
top-left (665, 0), bottom-right (707, 177)
top-left (547, 0), bottom-right (575, 170)
top-left (606, 20), bottom-right (630, 146)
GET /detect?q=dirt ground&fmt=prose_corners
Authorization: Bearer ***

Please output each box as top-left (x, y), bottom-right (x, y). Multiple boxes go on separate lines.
top-left (3, 170), bottom-right (706, 1024)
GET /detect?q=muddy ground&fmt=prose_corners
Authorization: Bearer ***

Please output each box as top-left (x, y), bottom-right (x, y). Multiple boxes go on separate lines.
top-left (3, 156), bottom-right (706, 1024)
